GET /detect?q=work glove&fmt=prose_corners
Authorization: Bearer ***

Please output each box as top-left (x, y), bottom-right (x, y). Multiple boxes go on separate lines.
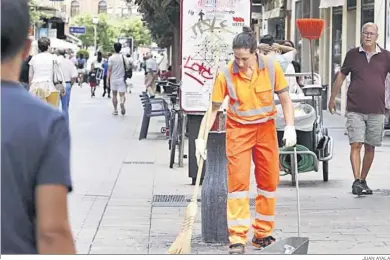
top-left (195, 138), bottom-right (207, 165)
top-left (283, 125), bottom-right (297, 147)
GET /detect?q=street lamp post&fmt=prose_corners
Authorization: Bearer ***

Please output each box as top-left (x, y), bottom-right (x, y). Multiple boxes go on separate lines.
top-left (92, 16), bottom-right (99, 53)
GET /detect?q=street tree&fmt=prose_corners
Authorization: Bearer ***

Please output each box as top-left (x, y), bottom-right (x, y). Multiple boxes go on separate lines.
top-left (114, 18), bottom-right (152, 47)
top-left (71, 14), bottom-right (117, 51)
top-left (136, 0), bottom-right (179, 48)
top-left (71, 14), bottom-right (151, 52)
top-left (29, 0), bottom-right (49, 26)
top-left (135, 0), bottom-right (180, 77)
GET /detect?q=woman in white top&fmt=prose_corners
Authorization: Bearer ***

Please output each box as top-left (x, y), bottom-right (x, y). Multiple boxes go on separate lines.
top-left (29, 37), bottom-right (61, 107)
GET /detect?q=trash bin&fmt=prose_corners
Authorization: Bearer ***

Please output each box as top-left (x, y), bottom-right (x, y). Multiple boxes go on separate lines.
top-left (164, 77), bottom-right (177, 94)
top-left (276, 103), bottom-right (316, 152)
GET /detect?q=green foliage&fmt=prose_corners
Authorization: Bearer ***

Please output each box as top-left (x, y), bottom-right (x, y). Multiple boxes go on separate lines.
top-left (71, 14), bottom-right (151, 52)
top-left (114, 18), bottom-right (152, 47)
top-left (76, 49), bottom-right (90, 59)
top-left (136, 0), bottom-right (179, 48)
top-left (29, 0), bottom-right (47, 26)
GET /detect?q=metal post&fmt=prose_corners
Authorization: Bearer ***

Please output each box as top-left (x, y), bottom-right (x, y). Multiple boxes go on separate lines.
top-left (178, 114), bottom-right (186, 168)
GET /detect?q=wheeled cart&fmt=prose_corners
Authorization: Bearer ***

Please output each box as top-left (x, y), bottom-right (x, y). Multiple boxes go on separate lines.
top-left (275, 72), bottom-right (334, 185)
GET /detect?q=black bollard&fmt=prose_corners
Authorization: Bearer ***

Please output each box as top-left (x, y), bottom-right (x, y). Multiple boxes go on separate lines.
top-left (201, 132), bottom-right (229, 244)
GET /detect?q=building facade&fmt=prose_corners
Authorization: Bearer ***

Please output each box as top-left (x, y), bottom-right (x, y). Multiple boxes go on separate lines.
top-left (39, 0), bottom-right (140, 31)
top-left (285, 0), bottom-right (387, 115)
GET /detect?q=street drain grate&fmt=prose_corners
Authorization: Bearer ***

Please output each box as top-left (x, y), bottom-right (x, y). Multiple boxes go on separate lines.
top-left (152, 195), bottom-right (256, 207)
top-left (123, 161), bottom-right (155, 165)
top-left (153, 195), bottom-right (186, 203)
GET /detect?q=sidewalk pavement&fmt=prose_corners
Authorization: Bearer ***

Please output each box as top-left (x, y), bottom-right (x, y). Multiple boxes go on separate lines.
top-left (68, 72), bottom-right (390, 254)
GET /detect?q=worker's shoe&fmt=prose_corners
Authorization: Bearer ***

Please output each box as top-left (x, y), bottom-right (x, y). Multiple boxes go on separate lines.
top-left (352, 179), bottom-right (363, 195)
top-left (252, 235), bottom-right (276, 249)
top-left (228, 243), bottom-right (245, 254)
top-left (360, 180), bottom-right (373, 195)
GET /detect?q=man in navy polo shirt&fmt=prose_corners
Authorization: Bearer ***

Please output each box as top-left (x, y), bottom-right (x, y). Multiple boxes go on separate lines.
top-left (1, 0), bottom-right (75, 254)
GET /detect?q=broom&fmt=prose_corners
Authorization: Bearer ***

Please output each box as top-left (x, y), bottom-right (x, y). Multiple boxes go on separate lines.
top-left (295, 18), bottom-right (325, 84)
top-left (168, 48), bottom-right (222, 255)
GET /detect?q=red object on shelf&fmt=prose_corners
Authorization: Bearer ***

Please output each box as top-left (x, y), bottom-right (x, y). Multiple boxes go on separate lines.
top-left (296, 18), bottom-right (325, 40)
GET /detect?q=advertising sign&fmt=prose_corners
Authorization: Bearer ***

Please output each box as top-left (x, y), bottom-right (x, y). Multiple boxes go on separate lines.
top-left (180, 0), bottom-right (252, 113)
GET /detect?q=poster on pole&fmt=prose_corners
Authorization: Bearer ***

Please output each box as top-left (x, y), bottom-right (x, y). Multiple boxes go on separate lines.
top-left (180, 0), bottom-right (252, 113)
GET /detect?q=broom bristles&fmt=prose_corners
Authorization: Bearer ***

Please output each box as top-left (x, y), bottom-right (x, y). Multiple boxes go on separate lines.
top-left (168, 202), bottom-right (198, 254)
top-left (296, 18), bottom-right (325, 40)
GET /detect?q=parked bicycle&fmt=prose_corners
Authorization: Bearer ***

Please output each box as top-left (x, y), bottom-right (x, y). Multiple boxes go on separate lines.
top-left (158, 81), bottom-right (187, 169)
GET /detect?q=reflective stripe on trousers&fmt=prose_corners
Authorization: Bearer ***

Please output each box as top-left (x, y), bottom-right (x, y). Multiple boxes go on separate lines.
top-left (221, 56), bottom-right (276, 124)
top-left (226, 119), bottom-right (280, 245)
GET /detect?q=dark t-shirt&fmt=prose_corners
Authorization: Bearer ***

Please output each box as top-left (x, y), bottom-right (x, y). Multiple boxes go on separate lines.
top-left (19, 55), bottom-right (32, 83)
top-left (340, 47), bottom-right (390, 114)
top-left (1, 81), bottom-right (72, 254)
top-left (89, 71), bottom-right (97, 83)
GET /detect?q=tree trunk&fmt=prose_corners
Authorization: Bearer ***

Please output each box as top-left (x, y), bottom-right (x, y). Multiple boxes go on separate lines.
top-left (172, 26), bottom-right (181, 80)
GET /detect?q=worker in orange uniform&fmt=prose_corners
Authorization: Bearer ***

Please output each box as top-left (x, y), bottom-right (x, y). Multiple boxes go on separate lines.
top-left (195, 27), bottom-right (297, 255)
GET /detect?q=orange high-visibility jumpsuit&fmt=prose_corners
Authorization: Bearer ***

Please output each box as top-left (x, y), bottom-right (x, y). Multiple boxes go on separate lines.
top-left (211, 55), bottom-right (289, 245)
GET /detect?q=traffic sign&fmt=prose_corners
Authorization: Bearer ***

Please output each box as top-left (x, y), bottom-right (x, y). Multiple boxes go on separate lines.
top-left (69, 26), bottom-right (86, 34)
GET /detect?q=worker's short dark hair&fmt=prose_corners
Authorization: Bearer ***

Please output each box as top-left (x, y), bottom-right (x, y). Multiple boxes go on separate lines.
top-left (1, 0), bottom-right (30, 62)
top-left (38, 37), bottom-right (51, 52)
top-left (232, 26), bottom-right (258, 53)
top-left (260, 34), bottom-right (275, 46)
top-left (114, 43), bottom-right (122, 53)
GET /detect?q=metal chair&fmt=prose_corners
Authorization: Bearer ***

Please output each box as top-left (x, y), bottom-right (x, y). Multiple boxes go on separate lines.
top-left (139, 92), bottom-right (170, 140)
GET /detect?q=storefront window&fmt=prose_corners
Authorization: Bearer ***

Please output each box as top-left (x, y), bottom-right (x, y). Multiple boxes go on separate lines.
top-left (294, 1), bottom-right (303, 65)
top-left (294, 0), bottom-right (319, 72)
top-left (332, 7), bottom-right (343, 99)
top-left (361, 0), bottom-right (374, 27)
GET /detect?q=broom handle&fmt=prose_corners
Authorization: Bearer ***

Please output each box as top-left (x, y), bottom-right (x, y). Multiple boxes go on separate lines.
top-left (190, 50), bottom-right (222, 202)
top-left (309, 39), bottom-right (315, 85)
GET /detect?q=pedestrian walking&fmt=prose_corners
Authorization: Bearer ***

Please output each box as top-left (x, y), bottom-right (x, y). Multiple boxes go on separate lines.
top-left (195, 26), bottom-right (296, 255)
top-left (102, 53), bottom-right (111, 98)
top-left (125, 53), bottom-right (134, 93)
top-left (92, 51), bottom-right (104, 86)
top-left (107, 43), bottom-right (129, 115)
top-left (1, 0), bottom-right (76, 254)
top-left (19, 51), bottom-right (32, 90)
top-left (145, 53), bottom-right (158, 98)
top-left (328, 22), bottom-right (390, 195)
top-left (76, 53), bottom-right (87, 87)
top-left (28, 37), bottom-right (64, 107)
top-left (89, 63), bottom-right (97, 97)
top-left (57, 49), bottom-right (77, 121)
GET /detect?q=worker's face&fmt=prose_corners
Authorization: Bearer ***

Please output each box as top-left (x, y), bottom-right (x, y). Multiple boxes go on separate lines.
top-left (233, 48), bottom-right (256, 70)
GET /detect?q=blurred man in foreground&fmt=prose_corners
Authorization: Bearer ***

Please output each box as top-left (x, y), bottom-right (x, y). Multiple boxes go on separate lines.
top-left (1, 0), bottom-right (75, 254)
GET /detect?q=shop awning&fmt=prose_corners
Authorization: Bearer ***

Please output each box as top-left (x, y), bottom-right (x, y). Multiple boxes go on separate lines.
top-left (319, 0), bottom-right (344, 8)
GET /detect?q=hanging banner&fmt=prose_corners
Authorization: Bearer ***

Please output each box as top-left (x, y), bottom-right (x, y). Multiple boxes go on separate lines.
top-left (180, 0), bottom-right (252, 113)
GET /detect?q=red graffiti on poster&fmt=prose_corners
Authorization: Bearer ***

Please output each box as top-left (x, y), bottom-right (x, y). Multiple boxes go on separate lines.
top-left (184, 56), bottom-right (213, 86)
